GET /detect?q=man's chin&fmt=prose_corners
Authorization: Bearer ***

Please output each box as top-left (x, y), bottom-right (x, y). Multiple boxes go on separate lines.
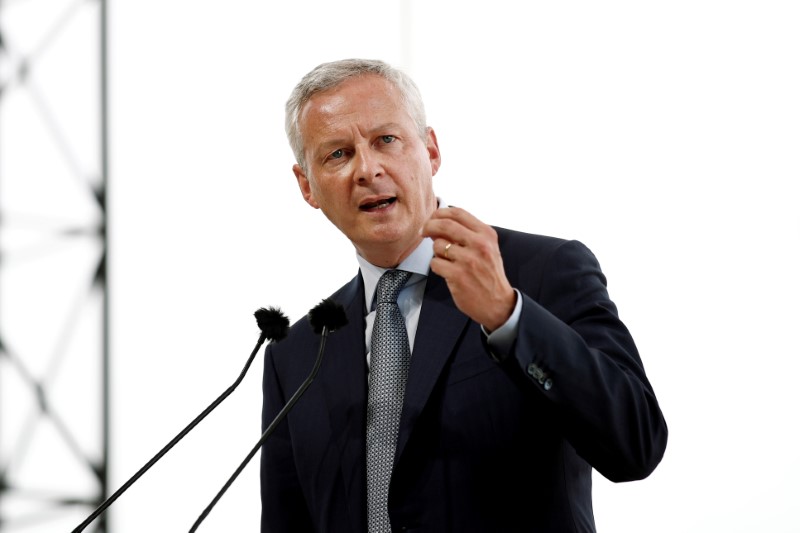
top-left (352, 230), bottom-right (422, 266)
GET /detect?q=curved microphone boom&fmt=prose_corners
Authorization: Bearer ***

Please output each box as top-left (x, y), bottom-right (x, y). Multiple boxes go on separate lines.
top-left (72, 307), bottom-right (290, 533)
top-left (188, 299), bottom-right (348, 532)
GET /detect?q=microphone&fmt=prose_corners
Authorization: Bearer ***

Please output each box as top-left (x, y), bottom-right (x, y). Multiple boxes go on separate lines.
top-left (72, 307), bottom-right (290, 533)
top-left (188, 298), bottom-right (347, 532)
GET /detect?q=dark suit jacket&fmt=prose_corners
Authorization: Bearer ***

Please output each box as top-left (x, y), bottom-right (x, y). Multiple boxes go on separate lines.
top-left (261, 229), bottom-right (667, 533)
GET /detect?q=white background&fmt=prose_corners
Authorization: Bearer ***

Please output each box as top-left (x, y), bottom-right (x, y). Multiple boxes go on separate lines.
top-left (1, 1), bottom-right (799, 531)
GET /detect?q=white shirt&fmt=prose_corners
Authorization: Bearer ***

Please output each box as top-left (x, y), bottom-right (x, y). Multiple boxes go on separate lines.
top-left (357, 237), bottom-right (434, 368)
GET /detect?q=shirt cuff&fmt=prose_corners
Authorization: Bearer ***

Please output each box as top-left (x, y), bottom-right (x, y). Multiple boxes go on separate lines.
top-left (482, 289), bottom-right (522, 362)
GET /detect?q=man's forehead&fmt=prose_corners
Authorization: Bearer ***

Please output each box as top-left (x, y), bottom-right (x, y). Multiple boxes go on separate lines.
top-left (301, 75), bottom-right (398, 118)
top-left (299, 79), bottom-right (410, 141)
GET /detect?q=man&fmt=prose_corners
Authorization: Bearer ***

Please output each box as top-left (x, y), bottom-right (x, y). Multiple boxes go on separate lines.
top-left (261, 58), bottom-right (667, 533)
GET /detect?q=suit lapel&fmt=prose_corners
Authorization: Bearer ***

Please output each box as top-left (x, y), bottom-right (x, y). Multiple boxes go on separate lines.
top-left (395, 271), bottom-right (470, 460)
top-left (319, 274), bottom-right (368, 526)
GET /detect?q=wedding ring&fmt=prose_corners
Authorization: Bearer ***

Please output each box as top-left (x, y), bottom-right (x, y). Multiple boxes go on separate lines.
top-left (444, 242), bottom-right (452, 260)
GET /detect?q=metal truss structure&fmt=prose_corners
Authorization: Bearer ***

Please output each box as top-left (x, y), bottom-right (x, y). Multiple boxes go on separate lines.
top-left (0, 0), bottom-right (109, 530)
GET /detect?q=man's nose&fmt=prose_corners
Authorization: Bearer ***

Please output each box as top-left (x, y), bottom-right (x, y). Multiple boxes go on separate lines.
top-left (354, 147), bottom-right (384, 184)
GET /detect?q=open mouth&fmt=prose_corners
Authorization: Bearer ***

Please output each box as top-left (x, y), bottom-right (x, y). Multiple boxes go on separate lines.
top-left (359, 197), bottom-right (397, 211)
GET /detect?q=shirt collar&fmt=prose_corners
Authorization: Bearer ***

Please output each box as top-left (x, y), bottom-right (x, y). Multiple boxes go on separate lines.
top-left (357, 237), bottom-right (434, 312)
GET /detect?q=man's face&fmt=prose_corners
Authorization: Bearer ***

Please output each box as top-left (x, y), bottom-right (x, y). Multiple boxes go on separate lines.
top-left (293, 74), bottom-right (441, 267)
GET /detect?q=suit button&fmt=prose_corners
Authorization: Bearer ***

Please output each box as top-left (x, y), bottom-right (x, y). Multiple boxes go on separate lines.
top-left (527, 363), bottom-right (544, 381)
top-left (527, 363), bottom-right (552, 390)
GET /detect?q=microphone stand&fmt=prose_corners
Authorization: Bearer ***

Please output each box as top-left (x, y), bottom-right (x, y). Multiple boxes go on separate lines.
top-left (189, 299), bottom-right (346, 532)
top-left (188, 324), bottom-right (333, 532)
top-left (72, 308), bottom-right (288, 533)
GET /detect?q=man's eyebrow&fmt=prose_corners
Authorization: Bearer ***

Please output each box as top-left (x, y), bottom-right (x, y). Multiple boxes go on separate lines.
top-left (314, 123), bottom-right (405, 153)
top-left (316, 138), bottom-right (349, 153)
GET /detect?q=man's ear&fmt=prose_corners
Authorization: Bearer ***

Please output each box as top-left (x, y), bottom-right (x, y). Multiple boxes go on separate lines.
top-left (426, 127), bottom-right (442, 176)
top-left (293, 164), bottom-right (320, 209)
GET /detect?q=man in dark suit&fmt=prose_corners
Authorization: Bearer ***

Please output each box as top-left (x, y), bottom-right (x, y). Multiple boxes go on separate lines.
top-left (260, 58), bottom-right (667, 533)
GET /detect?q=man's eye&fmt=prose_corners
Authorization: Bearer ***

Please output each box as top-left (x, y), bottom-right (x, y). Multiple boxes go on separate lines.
top-left (381, 135), bottom-right (395, 144)
top-left (330, 149), bottom-right (344, 159)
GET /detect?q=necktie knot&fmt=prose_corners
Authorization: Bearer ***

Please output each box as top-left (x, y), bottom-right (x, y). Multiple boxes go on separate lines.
top-left (376, 269), bottom-right (412, 305)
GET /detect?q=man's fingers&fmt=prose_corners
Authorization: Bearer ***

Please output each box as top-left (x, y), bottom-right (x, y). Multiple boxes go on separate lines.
top-left (423, 209), bottom-right (483, 246)
top-left (428, 206), bottom-right (484, 232)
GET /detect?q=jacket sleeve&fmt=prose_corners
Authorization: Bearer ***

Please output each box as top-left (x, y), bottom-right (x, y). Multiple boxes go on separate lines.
top-left (509, 239), bottom-right (668, 482)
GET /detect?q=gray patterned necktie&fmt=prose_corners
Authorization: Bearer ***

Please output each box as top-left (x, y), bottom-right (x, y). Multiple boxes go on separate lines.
top-left (366, 269), bottom-right (413, 533)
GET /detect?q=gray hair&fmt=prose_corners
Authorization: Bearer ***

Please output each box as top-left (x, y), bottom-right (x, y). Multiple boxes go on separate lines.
top-left (285, 58), bottom-right (428, 171)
